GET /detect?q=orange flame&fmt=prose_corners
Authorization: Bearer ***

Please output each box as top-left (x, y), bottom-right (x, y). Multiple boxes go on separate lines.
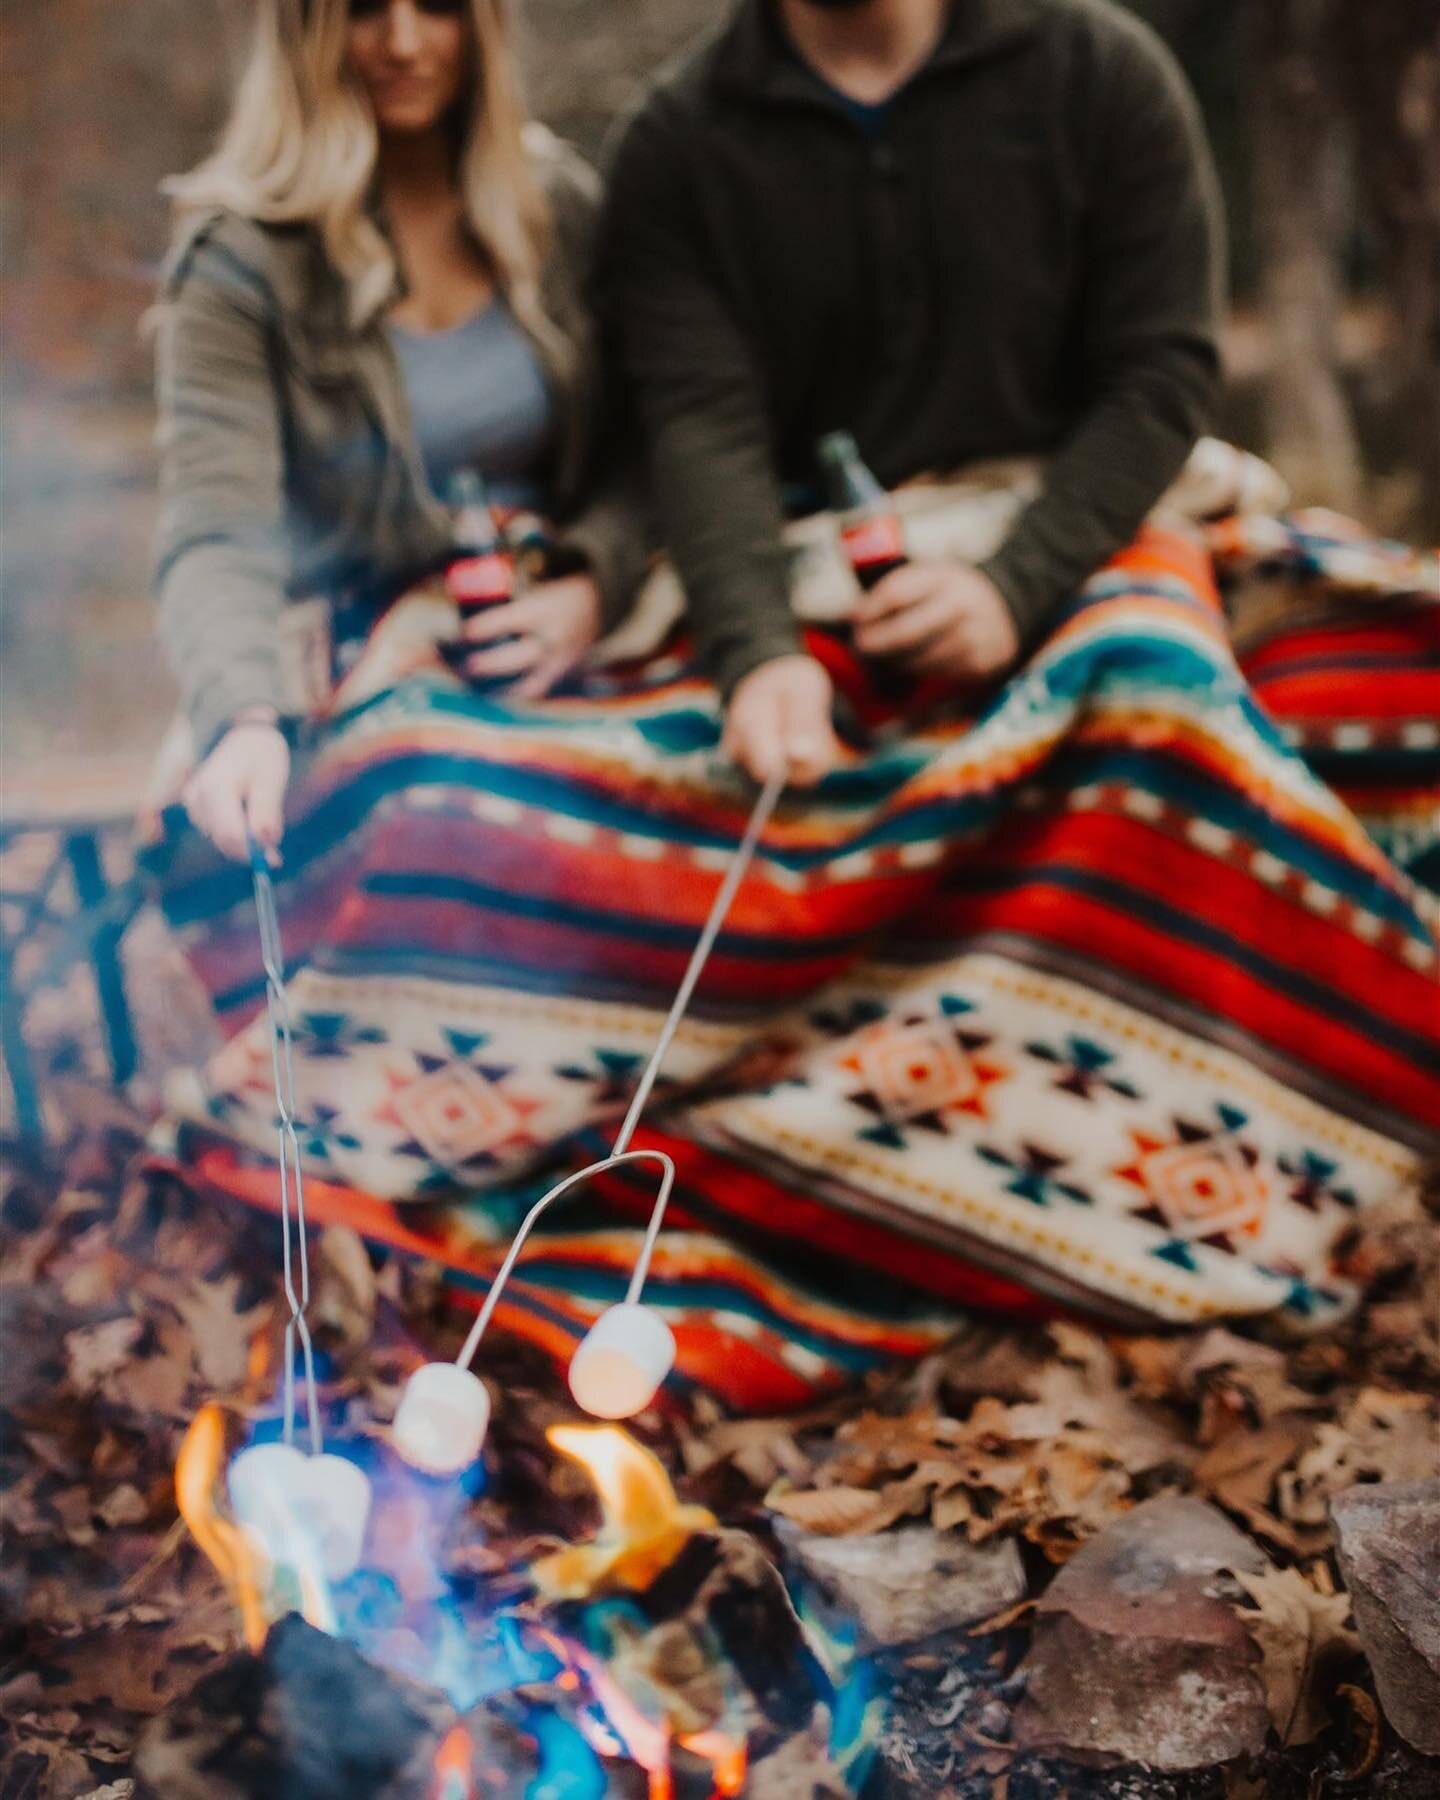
top-left (532, 1425), bottom-right (747, 1800)
top-left (531, 1425), bottom-right (716, 1599)
top-left (174, 1405), bottom-right (268, 1651)
top-left (175, 1405), bottom-right (333, 1646)
top-left (431, 1724), bottom-right (473, 1799)
top-left (244, 1325), bottom-right (273, 1404)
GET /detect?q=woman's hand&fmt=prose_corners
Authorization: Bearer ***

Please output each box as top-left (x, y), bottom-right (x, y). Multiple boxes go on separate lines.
top-left (182, 714), bottom-right (290, 863)
top-left (460, 573), bottom-right (603, 699)
top-left (855, 561), bottom-right (1020, 680)
top-left (722, 654), bottom-right (841, 787)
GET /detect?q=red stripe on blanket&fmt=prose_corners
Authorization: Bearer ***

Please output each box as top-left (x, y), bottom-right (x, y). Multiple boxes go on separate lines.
top-left (168, 1147), bottom-right (867, 1410)
top-left (1249, 670), bottom-right (1440, 720)
top-left (585, 1128), bottom-right (1060, 1321)
top-left (928, 880), bottom-right (1440, 1126)
top-left (949, 808), bottom-right (1436, 1037)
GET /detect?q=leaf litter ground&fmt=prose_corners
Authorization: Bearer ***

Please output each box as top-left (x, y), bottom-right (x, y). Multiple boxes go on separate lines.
top-left (1, 1092), bottom-right (1436, 1800)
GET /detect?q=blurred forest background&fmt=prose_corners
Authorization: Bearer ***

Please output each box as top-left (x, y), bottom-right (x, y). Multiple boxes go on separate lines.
top-left (2, 0), bottom-right (1437, 780)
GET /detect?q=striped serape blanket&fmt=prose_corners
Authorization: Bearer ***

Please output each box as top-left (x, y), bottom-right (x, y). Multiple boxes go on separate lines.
top-left (144, 512), bottom-right (1440, 1412)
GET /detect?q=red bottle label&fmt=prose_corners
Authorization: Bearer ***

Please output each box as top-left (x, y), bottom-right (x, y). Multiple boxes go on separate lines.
top-left (841, 514), bottom-right (905, 571)
top-left (447, 552), bottom-right (514, 610)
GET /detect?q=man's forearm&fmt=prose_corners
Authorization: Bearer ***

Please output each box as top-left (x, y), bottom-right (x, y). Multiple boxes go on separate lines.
top-left (646, 411), bottom-right (802, 699)
top-left (978, 338), bottom-right (1221, 645)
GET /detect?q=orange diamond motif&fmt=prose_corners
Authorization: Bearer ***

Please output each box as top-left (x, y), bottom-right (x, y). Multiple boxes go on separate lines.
top-left (846, 1021), bottom-right (1004, 1121)
top-left (391, 1064), bottom-right (522, 1166)
top-left (1117, 1129), bottom-right (1268, 1239)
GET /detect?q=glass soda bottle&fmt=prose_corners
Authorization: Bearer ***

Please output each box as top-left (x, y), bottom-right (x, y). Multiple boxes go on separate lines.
top-left (817, 430), bottom-right (907, 591)
top-left (439, 469), bottom-right (523, 685)
top-left (445, 468), bottom-right (516, 614)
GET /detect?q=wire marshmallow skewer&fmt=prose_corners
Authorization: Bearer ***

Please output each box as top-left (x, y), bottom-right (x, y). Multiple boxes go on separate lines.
top-left (250, 838), bottom-right (323, 1456)
top-left (225, 837), bottom-right (373, 1583)
top-left (393, 765), bottom-right (789, 1472)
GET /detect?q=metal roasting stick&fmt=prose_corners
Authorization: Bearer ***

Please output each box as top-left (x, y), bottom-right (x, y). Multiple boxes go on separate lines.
top-left (249, 838), bottom-right (324, 1456)
top-left (454, 763), bottom-right (788, 1371)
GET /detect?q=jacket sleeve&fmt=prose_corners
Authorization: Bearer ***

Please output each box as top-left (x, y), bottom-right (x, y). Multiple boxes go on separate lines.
top-left (977, 17), bottom-right (1225, 645)
top-left (600, 100), bottom-right (802, 700)
top-left (557, 433), bottom-right (655, 635)
top-left (152, 220), bottom-right (290, 758)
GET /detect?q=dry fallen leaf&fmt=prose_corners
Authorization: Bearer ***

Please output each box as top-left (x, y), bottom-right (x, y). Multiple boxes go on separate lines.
top-left (1194, 1410), bottom-right (1318, 1551)
top-left (94, 1483), bottom-right (150, 1530)
top-left (1277, 1388), bottom-right (1440, 1528)
top-left (311, 1223), bottom-right (378, 1348)
top-left (172, 1273), bottom-right (270, 1393)
top-left (63, 1315), bottom-right (143, 1394)
top-left (1336, 1682), bottom-right (1383, 1780)
top-left (1231, 1565), bottom-right (1358, 1745)
top-left (1109, 1333), bottom-right (1187, 1400)
top-left (766, 1482), bottom-right (917, 1536)
top-left (99, 1315), bottom-right (196, 1419)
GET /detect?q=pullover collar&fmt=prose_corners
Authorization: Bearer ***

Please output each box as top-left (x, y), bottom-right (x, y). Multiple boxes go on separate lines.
top-left (709, 0), bottom-right (1041, 107)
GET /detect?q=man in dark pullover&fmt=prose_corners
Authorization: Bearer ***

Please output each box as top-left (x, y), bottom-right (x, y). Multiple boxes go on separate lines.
top-left (602, 0), bottom-right (1225, 784)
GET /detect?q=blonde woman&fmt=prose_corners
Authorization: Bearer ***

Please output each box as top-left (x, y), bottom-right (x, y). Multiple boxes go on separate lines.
top-left (157, 0), bottom-right (646, 861)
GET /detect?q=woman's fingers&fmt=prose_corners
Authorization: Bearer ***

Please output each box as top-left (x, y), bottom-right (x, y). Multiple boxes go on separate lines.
top-left (182, 723), bottom-right (291, 863)
top-left (464, 635), bottom-right (542, 680)
top-left (782, 693), bottom-right (840, 786)
top-left (182, 777), bottom-right (212, 843)
top-left (722, 707), bottom-right (780, 785)
top-left (461, 597), bottom-right (536, 643)
top-left (510, 655), bottom-right (569, 701)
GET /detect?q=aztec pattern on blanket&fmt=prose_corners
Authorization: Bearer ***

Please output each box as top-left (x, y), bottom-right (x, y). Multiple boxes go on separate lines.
top-left (145, 518), bottom-right (1440, 1409)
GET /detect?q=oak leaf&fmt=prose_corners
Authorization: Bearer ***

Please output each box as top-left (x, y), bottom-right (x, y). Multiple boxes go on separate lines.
top-left (1232, 1565), bottom-right (1358, 1745)
top-left (766, 1483), bottom-right (912, 1536)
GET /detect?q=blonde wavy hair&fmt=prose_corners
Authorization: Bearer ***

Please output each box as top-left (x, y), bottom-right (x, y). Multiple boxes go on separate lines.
top-left (167, 0), bottom-right (553, 338)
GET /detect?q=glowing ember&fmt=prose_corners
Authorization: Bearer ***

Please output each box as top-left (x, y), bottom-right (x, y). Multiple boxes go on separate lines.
top-left (430, 1723), bottom-right (473, 1799)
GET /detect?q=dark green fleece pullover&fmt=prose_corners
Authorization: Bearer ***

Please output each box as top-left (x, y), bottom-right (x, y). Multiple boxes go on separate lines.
top-left (602, 0), bottom-right (1225, 697)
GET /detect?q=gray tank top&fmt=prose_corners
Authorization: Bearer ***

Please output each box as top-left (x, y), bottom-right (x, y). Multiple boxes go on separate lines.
top-left (387, 298), bottom-right (554, 507)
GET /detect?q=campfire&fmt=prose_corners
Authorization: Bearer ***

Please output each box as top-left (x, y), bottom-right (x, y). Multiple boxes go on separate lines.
top-left (157, 1380), bottom-right (838, 1799)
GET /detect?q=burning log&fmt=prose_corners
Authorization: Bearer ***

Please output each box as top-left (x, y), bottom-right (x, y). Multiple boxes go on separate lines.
top-left (132, 1614), bottom-right (455, 1800)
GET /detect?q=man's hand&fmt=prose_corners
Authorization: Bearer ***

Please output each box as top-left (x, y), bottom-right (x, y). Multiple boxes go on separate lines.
top-left (723, 654), bottom-right (841, 787)
top-left (461, 573), bottom-right (603, 699)
top-left (183, 715), bottom-right (290, 863)
top-left (855, 560), bottom-right (1020, 681)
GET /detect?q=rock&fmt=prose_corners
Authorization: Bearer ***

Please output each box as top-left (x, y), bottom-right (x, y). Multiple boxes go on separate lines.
top-left (1012, 1495), bottom-right (1270, 1770)
top-left (1331, 1479), bottom-right (1440, 1755)
top-left (776, 1521), bottom-right (1026, 1648)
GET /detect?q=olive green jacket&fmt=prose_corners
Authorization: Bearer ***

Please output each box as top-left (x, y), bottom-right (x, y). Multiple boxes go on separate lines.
top-left (153, 133), bottom-right (647, 754)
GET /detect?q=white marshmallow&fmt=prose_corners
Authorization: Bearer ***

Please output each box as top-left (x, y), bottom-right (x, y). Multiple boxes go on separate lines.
top-left (568, 1305), bottom-right (676, 1419)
